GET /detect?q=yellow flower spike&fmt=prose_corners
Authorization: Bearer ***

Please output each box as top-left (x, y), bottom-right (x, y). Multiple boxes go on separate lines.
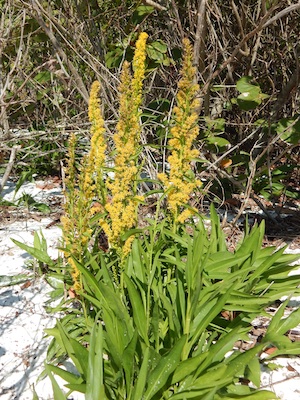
top-left (88, 81), bottom-right (107, 200)
top-left (177, 209), bottom-right (193, 224)
top-left (159, 38), bottom-right (202, 225)
top-left (62, 82), bottom-right (108, 293)
top-left (122, 236), bottom-right (135, 257)
top-left (132, 32), bottom-right (148, 106)
top-left (102, 32), bottom-right (148, 260)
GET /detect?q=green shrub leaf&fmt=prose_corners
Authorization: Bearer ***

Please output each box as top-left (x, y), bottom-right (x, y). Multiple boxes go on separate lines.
top-left (143, 335), bottom-right (187, 400)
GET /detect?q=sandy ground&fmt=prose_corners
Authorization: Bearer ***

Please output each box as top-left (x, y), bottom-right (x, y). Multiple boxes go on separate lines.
top-left (0, 180), bottom-right (83, 399)
top-left (0, 178), bottom-right (300, 399)
top-left (0, 218), bottom-right (61, 400)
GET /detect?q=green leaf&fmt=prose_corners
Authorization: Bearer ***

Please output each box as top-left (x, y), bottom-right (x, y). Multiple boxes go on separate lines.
top-left (11, 238), bottom-right (54, 266)
top-left (226, 343), bottom-right (266, 378)
top-left (162, 229), bottom-right (188, 247)
top-left (129, 239), bottom-right (147, 283)
top-left (237, 96), bottom-right (260, 111)
top-left (102, 308), bottom-right (128, 368)
top-left (264, 362), bottom-right (281, 371)
top-left (218, 391), bottom-right (279, 399)
top-left (64, 383), bottom-right (86, 392)
top-left (34, 71), bottom-right (51, 84)
top-left (98, 282), bottom-right (132, 327)
top-left (194, 327), bottom-right (249, 377)
top-left (105, 47), bottom-right (123, 69)
top-left (265, 299), bottom-right (300, 351)
top-left (246, 356), bottom-right (261, 387)
top-left (143, 335), bottom-right (187, 400)
top-left (122, 331), bottom-right (138, 395)
top-left (44, 363), bottom-right (67, 400)
top-left (205, 251), bottom-right (248, 273)
top-left (124, 274), bottom-right (149, 345)
top-left (33, 230), bottom-right (42, 250)
top-left (32, 386), bottom-right (39, 400)
top-left (205, 136), bottom-right (230, 148)
top-left (209, 204), bottom-right (226, 252)
top-left (45, 364), bottom-right (83, 385)
top-left (33, 202), bottom-right (51, 213)
top-left (70, 256), bottom-right (103, 301)
top-left (151, 40), bottom-right (167, 53)
top-left (190, 283), bottom-right (237, 350)
top-left (14, 170), bottom-right (34, 195)
top-left (190, 365), bottom-right (229, 390)
top-left (86, 314), bottom-right (106, 400)
top-left (277, 306), bottom-right (300, 335)
top-left (265, 298), bottom-right (289, 336)
top-left (249, 246), bottom-right (286, 283)
top-left (236, 76), bottom-right (269, 110)
top-left (131, 4), bottom-right (154, 26)
top-left (0, 274), bottom-right (33, 288)
top-left (275, 116), bottom-right (300, 144)
top-left (46, 276), bottom-right (64, 289)
top-left (133, 347), bottom-right (150, 399)
top-left (172, 352), bottom-right (207, 384)
top-left (171, 388), bottom-right (216, 399)
top-left (236, 76), bottom-right (260, 94)
top-left (56, 322), bottom-right (88, 378)
top-left (204, 117), bottom-right (225, 134)
top-left (146, 45), bottom-right (164, 61)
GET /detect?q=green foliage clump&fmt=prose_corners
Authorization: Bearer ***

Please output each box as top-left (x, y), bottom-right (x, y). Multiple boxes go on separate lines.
top-left (44, 208), bottom-right (300, 399)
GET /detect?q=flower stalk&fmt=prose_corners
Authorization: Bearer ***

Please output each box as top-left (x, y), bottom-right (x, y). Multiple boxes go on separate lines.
top-left (158, 38), bottom-right (202, 226)
top-left (61, 81), bottom-right (107, 291)
top-left (100, 32), bottom-right (148, 260)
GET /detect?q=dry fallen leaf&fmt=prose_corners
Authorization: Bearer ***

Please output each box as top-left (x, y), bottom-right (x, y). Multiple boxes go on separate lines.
top-left (264, 346), bottom-right (278, 355)
top-left (68, 287), bottom-right (77, 298)
top-left (21, 281), bottom-right (32, 290)
top-left (287, 364), bottom-right (297, 372)
top-left (220, 158), bottom-right (232, 168)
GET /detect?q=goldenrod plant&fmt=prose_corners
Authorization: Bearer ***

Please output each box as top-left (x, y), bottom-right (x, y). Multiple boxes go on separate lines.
top-left (158, 38), bottom-right (202, 226)
top-left (61, 34), bottom-right (148, 289)
top-left (16, 33), bottom-right (300, 400)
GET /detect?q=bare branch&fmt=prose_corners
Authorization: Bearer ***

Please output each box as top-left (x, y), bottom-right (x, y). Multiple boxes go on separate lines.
top-left (170, 0), bottom-right (185, 41)
top-left (231, 0), bottom-right (249, 56)
top-left (262, 3), bottom-right (300, 29)
top-left (272, 47), bottom-right (300, 115)
top-left (27, 0), bottom-right (90, 104)
top-left (193, 0), bottom-right (207, 72)
top-left (0, 145), bottom-right (21, 195)
top-left (142, 0), bottom-right (167, 11)
top-left (201, 3), bottom-right (284, 94)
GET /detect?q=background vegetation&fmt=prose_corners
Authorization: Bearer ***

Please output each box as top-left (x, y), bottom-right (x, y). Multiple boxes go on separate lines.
top-left (0, 0), bottom-right (299, 207)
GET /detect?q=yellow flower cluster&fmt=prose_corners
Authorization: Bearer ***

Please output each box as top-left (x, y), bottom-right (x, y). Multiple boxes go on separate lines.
top-left (62, 82), bottom-right (107, 291)
top-left (158, 38), bottom-right (202, 223)
top-left (100, 32), bottom-right (148, 257)
top-left (132, 32), bottom-right (148, 108)
top-left (88, 81), bottom-right (107, 199)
